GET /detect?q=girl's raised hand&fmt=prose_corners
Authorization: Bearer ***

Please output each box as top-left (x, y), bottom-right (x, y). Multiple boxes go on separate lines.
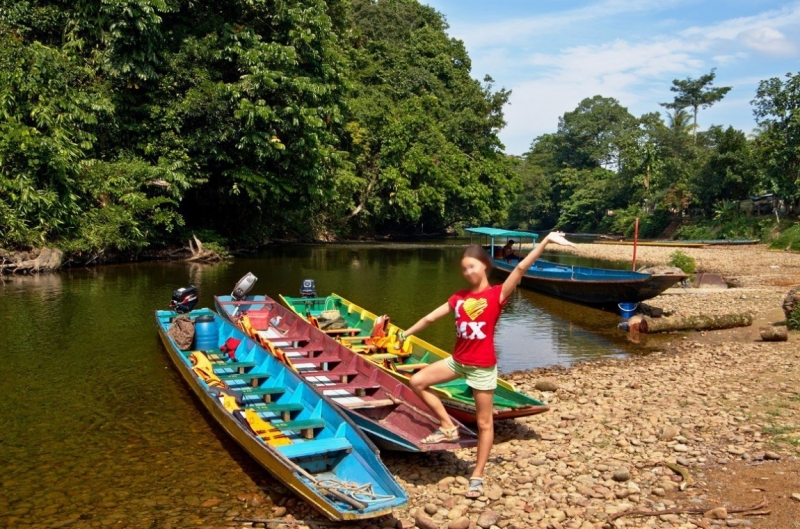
top-left (547, 232), bottom-right (577, 248)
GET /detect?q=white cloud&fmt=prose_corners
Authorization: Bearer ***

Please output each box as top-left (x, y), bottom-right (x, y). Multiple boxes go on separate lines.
top-left (477, 1), bottom-right (800, 152)
top-left (738, 27), bottom-right (797, 56)
top-left (452, 0), bottom-right (691, 47)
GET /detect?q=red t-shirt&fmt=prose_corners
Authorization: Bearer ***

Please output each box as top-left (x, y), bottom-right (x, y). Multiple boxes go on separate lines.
top-left (447, 284), bottom-right (508, 367)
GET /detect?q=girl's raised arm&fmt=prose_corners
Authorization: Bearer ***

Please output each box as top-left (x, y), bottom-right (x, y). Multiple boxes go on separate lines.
top-left (500, 232), bottom-right (576, 303)
top-left (397, 302), bottom-right (451, 346)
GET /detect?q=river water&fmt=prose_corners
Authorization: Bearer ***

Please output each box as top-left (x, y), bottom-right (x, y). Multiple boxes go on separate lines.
top-left (0, 241), bottom-right (665, 528)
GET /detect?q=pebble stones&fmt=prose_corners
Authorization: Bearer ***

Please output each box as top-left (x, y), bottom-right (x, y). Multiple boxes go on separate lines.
top-left (704, 506), bottom-right (728, 519)
top-left (612, 467), bottom-right (631, 482)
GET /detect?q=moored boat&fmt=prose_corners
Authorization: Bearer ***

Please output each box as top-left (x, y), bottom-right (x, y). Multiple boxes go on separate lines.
top-left (278, 293), bottom-right (550, 423)
top-left (466, 227), bottom-right (688, 305)
top-left (155, 307), bottom-right (407, 521)
top-left (215, 295), bottom-right (479, 451)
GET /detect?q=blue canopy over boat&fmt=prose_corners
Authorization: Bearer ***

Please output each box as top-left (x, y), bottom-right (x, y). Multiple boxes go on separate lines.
top-left (465, 227), bottom-right (539, 239)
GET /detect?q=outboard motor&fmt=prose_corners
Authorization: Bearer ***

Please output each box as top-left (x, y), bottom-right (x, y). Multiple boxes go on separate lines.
top-left (300, 279), bottom-right (317, 298)
top-left (232, 272), bottom-right (258, 300)
top-left (170, 286), bottom-right (198, 313)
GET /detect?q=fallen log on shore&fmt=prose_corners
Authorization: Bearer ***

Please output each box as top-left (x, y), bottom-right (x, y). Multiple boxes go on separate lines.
top-left (637, 313), bottom-right (753, 334)
top-left (0, 248), bottom-right (64, 274)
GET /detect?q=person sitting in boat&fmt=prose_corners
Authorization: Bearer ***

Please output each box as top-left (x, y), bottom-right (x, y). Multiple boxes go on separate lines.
top-left (502, 240), bottom-right (521, 262)
top-left (396, 232), bottom-right (576, 499)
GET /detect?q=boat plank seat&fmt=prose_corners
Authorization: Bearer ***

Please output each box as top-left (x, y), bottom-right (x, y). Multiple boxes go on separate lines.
top-left (393, 363), bottom-right (428, 372)
top-left (297, 368), bottom-right (360, 383)
top-left (265, 334), bottom-right (310, 344)
top-left (273, 418), bottom-right (327, 439)
top-left (217, 371), bottom-right (270, 384)
top-left (240, 386), bottom-right (287, 403)
top-left (324, 328), bottom-right (362, 336)
top-left (318, 382), bottom-right (381, 397)
top-left (293, 354), bottom-right (342, 365)
top-left (277, 437), bottom-right (352, 459)
top-left (350, 345), bottom-right (377, 352)
top-left (338, 335), bottom-right (370, 342)
top-left (365, 353), bottom-right (398, 361)
top-left (340, 398), bottom-right (397, 409)
top-left (246, 402), bottom-right (305, 422)
top-left (212, 361), bottom-right (259, 373)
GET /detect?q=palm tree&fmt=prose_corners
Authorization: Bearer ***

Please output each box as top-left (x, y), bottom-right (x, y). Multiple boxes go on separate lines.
top-left (667, 108), bottom-right (692, 136)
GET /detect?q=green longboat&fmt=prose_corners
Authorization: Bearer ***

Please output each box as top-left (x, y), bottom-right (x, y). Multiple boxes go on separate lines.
top-left (279, 293), bottom-right (549, 423)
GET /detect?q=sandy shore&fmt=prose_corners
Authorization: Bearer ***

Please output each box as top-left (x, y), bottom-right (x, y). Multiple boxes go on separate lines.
top-left (559, 243), bottom-right (800, 289)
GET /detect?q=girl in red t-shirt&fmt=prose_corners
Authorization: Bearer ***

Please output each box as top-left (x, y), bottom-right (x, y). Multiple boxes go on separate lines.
top-left (397, 232), bottom-right (575, 497)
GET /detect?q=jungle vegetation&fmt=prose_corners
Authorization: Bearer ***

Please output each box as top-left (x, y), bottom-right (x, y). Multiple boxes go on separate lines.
top-left (1, 0), bottom-right (798, 257)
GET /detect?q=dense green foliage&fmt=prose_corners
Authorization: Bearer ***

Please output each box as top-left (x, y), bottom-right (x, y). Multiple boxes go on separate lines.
top-left (508, 70), bottom-right (800, 241)
top-left (769, 224), bottom-right (800, 252)
top-left (0, 0), bottom-right (515, 254)
top-left (668, 250), bottom-right (696, 275)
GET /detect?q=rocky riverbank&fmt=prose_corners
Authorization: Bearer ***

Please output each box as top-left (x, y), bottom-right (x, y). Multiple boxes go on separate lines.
top-left (374, 323), bottom-right (798, 529)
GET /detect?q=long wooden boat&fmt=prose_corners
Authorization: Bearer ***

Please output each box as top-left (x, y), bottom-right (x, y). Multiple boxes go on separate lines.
top-left (278, 294), bottom-right (550, 423)
top-left (466, 228), bottom-right (688, 305)
top-left (595, 240), bottom-right (709, 248)
top-left (492, 259), bottom-right (688, 304)
top-left (155, 308), bottom-right (407, 521)
top-left (214, 296), bottom-right (479, 451)
top-left (600, 239), bottom-right (759, 246)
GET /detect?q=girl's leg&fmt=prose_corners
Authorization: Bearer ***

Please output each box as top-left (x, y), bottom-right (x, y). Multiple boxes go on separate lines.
top-left (471, 389), bottom-right (495, 478)
top-left (409, 360), bottom-right (460, 430)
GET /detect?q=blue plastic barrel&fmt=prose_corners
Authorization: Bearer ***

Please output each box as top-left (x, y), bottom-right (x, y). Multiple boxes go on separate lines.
top-left (194, 315), bottom-right (218, 351)
top-left (618, 302), bottom-right (638, 321)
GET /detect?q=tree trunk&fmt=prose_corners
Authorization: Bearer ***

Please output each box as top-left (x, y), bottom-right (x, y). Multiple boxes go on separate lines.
top-left (692, 105), bottom-right (698, 143)
top-left (639, 313), bottom-right (752, 333)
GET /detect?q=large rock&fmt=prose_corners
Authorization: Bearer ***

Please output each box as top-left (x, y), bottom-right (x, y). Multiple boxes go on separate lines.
top-left (637, 265), bottom-right (685, 276)
top-left (476, 510), bottom-right (501, 529)
top-left (414, 510), bottom-right (438, 529)
top-left (612, 468), bottom-right (631, 482)
top-left (534, 379), bottom-right (559, 392)
top-left (448, 517), bottom-right (470, 529)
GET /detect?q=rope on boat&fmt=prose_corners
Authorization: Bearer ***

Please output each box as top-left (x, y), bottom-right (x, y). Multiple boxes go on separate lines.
top-left (314, 478), bottom-right (397, 505)
top-left (292, 465), bottom-right (396, 510)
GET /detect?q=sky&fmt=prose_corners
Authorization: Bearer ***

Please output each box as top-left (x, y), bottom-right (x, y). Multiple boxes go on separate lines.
top-left (422, 0), bottom-right (800, 155)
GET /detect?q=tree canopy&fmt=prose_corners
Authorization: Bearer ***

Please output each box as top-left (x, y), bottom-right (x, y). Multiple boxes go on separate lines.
top-left (0, 0), bottom-right (517, 254)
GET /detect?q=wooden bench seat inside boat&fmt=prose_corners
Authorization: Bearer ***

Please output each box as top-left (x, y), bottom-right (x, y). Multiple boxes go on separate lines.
top-left (297, 368), bottom-right (360, 382)
top-left (217, 371), bottom-right (269, 383)
top-left (393, 363), bottom-right (427, 372)
top-left (278, 437), bottom-right (352, 459)
top-left (240, 386), bottom-right (287, 402)
top-left (273, 418), bottom-right (327, 439)
top-left (318, 382), bottom-right (381, 396)
top-left (340, 398), bottom-right (397, 409)
top-left (212, 361), bottom-right (259, 373)
top-left (323, 328), bottom-right (362, 336)
top-left (366, 353), bottom-right (398, 361)
top-left (293, 354), bottom-right (342, 365)
top-left (246, 402), bottom-right (305, 421)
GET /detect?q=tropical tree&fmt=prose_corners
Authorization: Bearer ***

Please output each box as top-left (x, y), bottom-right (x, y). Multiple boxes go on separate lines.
top-left (752, 72), bottom-right (800, 204)
top-left (660, 68), bottom-right (731, 142)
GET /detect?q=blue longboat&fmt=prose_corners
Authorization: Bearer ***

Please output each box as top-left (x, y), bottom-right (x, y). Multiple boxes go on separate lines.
top-left (155, 308), bottom-right (407, 521)
top-left (466, 227), bottom-right (688, 305)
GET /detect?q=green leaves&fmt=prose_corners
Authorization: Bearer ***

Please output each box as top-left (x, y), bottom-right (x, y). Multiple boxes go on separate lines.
top-left (752, 72), bottom-right (800, 202)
